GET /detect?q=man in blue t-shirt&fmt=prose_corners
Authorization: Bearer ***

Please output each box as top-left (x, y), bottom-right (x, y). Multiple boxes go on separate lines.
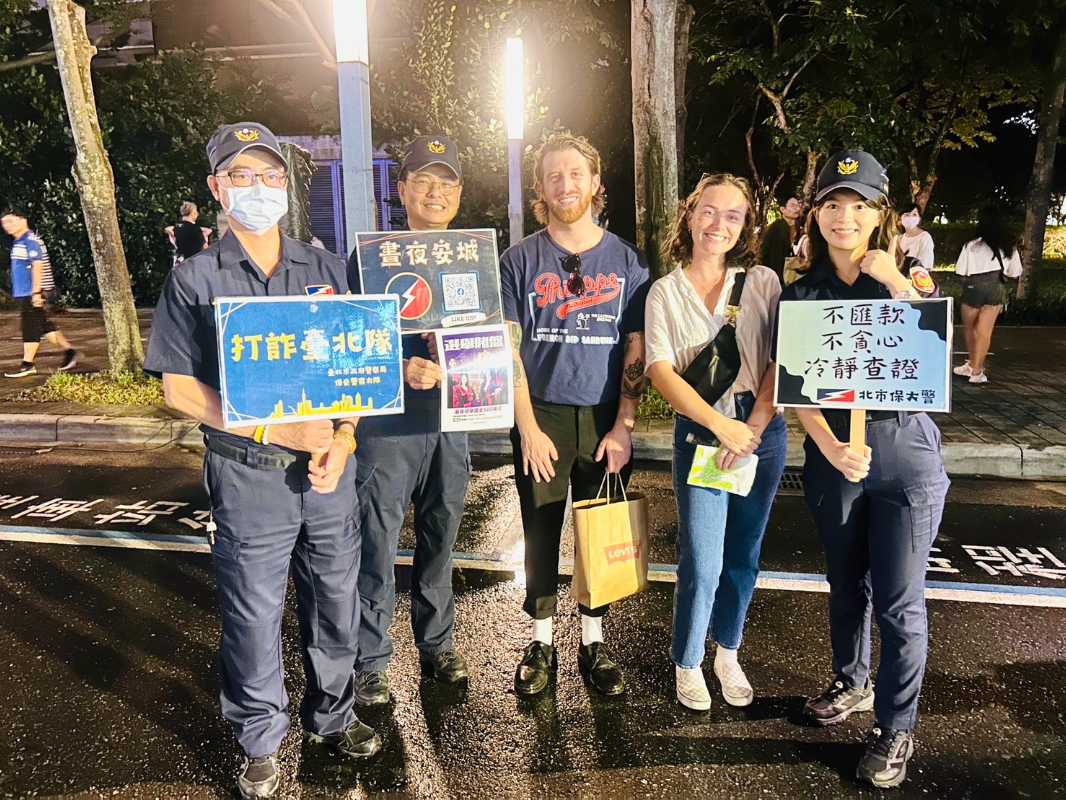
top-left (500, 132), bottom-right (650, 697)
top-left (1, 209), bottom-right (78, 378)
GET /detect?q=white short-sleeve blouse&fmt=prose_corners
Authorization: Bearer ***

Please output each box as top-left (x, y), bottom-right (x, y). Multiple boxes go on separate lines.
top-left (644, 264), bottom-right (782, 418)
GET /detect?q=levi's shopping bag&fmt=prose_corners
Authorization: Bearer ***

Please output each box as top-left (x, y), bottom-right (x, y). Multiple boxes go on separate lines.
top-left (571, 473), bottom-right (650, 608)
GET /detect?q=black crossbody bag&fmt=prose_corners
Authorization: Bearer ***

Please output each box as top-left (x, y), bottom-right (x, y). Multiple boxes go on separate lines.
top-left (679, 271), bottom-right (747, 407)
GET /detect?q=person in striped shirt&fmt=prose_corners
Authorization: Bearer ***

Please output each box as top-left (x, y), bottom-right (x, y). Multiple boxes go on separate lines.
top-left (1, 209), bottom-right (77, 377)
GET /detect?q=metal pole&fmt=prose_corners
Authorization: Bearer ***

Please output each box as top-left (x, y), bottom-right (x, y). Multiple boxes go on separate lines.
top-left (507, 138), bottom-right (524, 246)
top-left (338, 59), bottom-right (377, 255)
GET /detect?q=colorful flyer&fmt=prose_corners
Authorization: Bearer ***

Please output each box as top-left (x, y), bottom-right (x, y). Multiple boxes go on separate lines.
top-left (214, 295), bottom-right (403, 428)
top-left (774, 298), bottom-right (953, 412)
top-left (355, 229), bottom-right (503, 333)
top-left (434, 324), bottom-right (514, 433)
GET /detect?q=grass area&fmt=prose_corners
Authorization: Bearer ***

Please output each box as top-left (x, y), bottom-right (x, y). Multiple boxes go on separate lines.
top-left (637, 387), bottom-right (674, 420)
top-left (18, 371), bottom-right (165, 406)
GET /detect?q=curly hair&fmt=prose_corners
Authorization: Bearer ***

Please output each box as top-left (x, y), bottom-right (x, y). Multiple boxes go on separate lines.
top-left (661, 173), bottom-right (758, 268)
top-left (531, 132), bottom-right (606, 226)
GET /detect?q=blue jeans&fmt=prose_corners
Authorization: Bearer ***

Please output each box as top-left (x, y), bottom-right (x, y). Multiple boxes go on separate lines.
top-left (671, 395), bottom-right (788, 668)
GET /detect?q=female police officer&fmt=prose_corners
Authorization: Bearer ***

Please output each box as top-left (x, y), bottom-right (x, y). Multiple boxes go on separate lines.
top-left (145, 122), bottom-right (380, 799)
top-left (781, 150), bottom-right (948, 790)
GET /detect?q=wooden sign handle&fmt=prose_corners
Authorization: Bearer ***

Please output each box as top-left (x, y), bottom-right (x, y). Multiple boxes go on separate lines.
top-left (849, 409), bottom-right (866, 454)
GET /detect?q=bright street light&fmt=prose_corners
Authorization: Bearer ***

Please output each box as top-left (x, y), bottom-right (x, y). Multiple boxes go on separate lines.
top-left (333, 0), bottom-right (369, 64)
top-left (505, 37), bottom-right (524, 246)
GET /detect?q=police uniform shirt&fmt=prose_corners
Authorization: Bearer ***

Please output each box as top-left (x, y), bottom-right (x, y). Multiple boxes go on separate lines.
top-left (145, 232), bottom-right (350, 443)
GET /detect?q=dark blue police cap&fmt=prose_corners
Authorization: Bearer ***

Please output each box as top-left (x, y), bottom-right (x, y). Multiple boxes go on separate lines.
top-left (815, 149), bottom-right (890, 203)
top-left (206, 122), bottom-right (286, 173)
top-left (401, 134), bottom-right (462, 181)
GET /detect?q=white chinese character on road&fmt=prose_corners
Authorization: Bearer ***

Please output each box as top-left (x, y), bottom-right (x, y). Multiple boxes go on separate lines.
top-left (93, 500), bottom-right (189, 527)
top-left (12, 498), bottom-right (104, 522)
top-left (0, 494), bottom-right (39, 511)
top-left (926, 546), bottom-right (959, 574)
top-left (963, 545), bottom-right (1066, 580)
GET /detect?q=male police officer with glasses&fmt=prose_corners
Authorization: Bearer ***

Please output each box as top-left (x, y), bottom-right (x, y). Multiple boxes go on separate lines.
top-left (345, 135), bottom-right (471, 706)
top-left (145, 122), bottom-right (379, 799)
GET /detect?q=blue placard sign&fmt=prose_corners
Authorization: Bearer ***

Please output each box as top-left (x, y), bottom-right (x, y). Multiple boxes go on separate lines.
top-left (774, 298), bottom-right (953, 412)
top-left (355, 229), bottom-right (503, 333)
top-left (214, 294), bottom-right (404, 428)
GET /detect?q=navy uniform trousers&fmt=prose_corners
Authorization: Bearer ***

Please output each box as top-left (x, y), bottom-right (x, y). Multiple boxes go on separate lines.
top-left (803, 411), bottom-right (949, 732)
top-left (354, 403), bottom-right (471, 672)
top-left (205, 440), bottom-right (360, 758)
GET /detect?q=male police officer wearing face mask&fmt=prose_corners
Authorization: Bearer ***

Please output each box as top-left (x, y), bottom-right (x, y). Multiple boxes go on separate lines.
top-left (345, 135), bottom-right (470, 706)
top-left (145, 122), bottom-right (380, 799)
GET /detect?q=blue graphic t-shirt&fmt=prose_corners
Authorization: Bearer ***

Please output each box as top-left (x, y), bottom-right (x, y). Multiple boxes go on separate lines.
top-left (9, 231), bottom-right (53, 298)
top-left (500, 228), bottom-right (650, 406)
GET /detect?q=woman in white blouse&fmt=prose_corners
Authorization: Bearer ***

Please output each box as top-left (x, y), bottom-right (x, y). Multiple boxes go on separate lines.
top-left (953, 205), bottom-right (1023, 384)
top-left (645, 174), bottom-right (785, 711)
top-left (898, 207), bottom-right (935, 269)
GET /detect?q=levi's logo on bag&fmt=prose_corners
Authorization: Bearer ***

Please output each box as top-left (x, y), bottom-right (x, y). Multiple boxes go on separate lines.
top-left (604, 542), bottom-right (641, 565)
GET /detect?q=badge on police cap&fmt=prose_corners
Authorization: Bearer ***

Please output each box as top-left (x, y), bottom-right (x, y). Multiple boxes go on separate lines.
top-left (428, 140), bottom-right (447, 155)
top-left (837, 158), bottom-right (860, 176)
top-left (235, 128), bottom-right (261, 143)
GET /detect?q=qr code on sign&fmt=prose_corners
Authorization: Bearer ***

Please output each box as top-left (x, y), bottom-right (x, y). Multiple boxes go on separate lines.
top-left (441, 272), bottom-right (481, 312)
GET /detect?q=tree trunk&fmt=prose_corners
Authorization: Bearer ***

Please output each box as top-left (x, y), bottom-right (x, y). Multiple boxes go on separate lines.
top-left (800, 149), bottom-right (820, 211)
top-left (673, 2), bottom-right (694, 192)
top-left (631, 0), bottom-right (679, 279)
top-left (47, 0), bottom-right (143, 375)
top-left (1020, 24), bottom-right (1066, 300)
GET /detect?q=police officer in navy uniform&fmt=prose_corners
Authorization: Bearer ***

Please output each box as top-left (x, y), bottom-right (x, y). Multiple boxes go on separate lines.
top-left (145, 122), bottom-right (380, 799)
top-left (781, 150), bottom-right (948, 789)
top-left (345, 135), bottom-right (470, 706)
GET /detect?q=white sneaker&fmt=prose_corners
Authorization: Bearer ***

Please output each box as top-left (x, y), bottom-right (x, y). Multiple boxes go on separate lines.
top-left (953, 361), bottom-right (973, 377)
top-left (714, 657), bottom-right (754, 707)
top-left (969, 371), bottom-right (989, 384)
top-left (675, 665), bottom-right (711, 711)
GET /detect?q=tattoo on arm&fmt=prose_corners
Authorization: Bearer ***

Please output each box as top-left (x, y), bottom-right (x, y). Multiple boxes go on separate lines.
top-left (621, 332), bottom-right (647, 400)
top-left (508, 321), bottom-right (526, 388)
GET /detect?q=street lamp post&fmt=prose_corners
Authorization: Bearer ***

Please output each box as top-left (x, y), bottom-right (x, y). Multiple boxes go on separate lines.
top-left (334, 0), bottom-right (376, 254)
top-left (504, 37), bottom-right (524, 247)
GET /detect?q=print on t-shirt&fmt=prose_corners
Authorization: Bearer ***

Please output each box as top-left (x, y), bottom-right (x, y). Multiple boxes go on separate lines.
top-left (527, 267), bottom-right (627, 346)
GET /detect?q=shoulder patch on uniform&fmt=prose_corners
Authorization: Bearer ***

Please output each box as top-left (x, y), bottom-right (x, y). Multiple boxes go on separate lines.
top-left (909, 266), bottom-right (934, 294)
top-left (305, 284), bottom-right (335, 296)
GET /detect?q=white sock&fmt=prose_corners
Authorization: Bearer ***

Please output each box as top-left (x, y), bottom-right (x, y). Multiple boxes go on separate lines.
top-left (580, 614), bottom-right (603, 646)
top-left (715, 645), bottom-right (739, 667)
top-left (532, 616), bottom-right (553, 646)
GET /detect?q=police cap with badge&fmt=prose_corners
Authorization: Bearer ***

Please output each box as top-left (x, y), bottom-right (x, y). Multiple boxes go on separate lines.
top-left (816, 149), bottom-right (936, 296)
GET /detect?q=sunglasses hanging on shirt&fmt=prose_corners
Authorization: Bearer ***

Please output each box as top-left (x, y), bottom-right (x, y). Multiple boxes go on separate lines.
top-left (563, 254), bottom-right (585, 296)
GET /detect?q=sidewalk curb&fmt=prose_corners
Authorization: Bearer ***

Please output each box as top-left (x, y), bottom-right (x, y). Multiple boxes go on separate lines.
top-left (1, 412), bottom-right (1062, 480)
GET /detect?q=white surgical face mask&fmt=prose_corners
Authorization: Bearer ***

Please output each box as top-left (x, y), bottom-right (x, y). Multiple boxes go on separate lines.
top-left (901, 214), bottom-right (920, 230)
top-left (223, 183), bottom-right (288, 233)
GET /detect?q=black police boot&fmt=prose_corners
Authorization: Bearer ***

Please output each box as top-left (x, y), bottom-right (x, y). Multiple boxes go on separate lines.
top-left (420, 649), bottom-right (469, 682)
top-left (237, 754), bottom-right (279, 799)
top-left (857, 727), bottom-right (915, 788)
top-left (305, 719), bottom-right (382, 759)
top-left (353, 670), bottom-right (390, 706)
top-left (578, 642), bottom-right (626, 696)
top-left (514, 641), bottom-right (556, 696)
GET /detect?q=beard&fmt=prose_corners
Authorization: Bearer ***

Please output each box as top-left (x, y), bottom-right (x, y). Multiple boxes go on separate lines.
top-left (546, 189), bottom-right (594, 224)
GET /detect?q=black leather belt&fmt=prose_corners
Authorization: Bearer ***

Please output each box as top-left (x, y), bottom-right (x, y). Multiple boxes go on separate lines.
top-left (204, 434), bottom-right (301, 470)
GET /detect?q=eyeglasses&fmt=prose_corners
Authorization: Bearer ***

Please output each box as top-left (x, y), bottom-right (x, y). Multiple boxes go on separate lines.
top-left (405, 175), bottom-right (461, 196)
top-left (216, 168), bottom-right (288, 189)
top-left (562, 254), bottom-right (585, 296)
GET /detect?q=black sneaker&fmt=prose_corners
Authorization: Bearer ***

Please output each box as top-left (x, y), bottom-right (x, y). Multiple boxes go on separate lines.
top-left (857, 727), bottom-right (915, 788)
top-left (578, 642), bottom-right (626, 696)
top-left (237, 754), bottom-right (279, 799)
top-left (305, 720), bottom-right (382, 759)
top-left (514, 641), bottom-right (556, 696)
top-left (58, 349), bottom-right (78, 371)
top-left (803, 677), bottom-right (875, 726)
top-left (353, 670), bottom-right (390, 707)
top-left (4, 362), bottom-right (36, 378)
top-left (420, 649), bottom-right (469, 683)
